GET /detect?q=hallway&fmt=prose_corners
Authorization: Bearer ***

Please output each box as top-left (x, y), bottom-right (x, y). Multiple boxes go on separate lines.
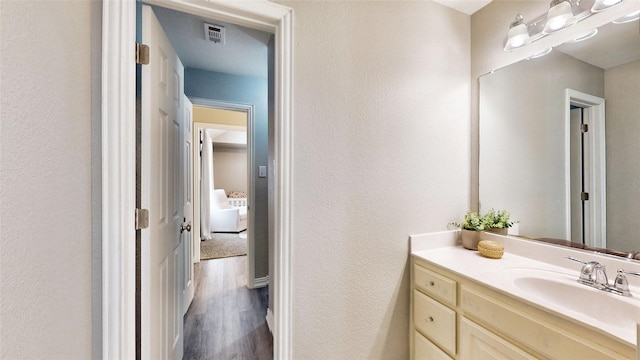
top-left (183, 256), bottom-right (272, 360)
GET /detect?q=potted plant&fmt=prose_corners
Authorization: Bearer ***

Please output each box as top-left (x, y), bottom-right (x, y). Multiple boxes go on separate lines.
top-left (449, 211), bottom-right (487, 250)
top-left (483, 208), bottom-right (517, 235)
top-left (450, 209), bottom-right (517, 250)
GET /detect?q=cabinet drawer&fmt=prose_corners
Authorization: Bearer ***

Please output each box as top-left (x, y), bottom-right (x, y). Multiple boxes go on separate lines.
top-left (461, 286), bottom-right (630, 360)
top-left (415, 331), bottom-right (453, 360)
top-left (414, 264), bottom-right (457, 306)
top-left (414, 290), bottom-right (456, 356)
top-left (460, 317), bottom-right (536, 360)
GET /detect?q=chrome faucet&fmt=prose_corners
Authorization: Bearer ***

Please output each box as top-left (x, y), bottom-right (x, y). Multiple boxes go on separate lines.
top-left (566, 257), bottom-right (609, 288)
top-left (565, 256), bottom-right (629, 296)
top-left (613, 269), bottom-right (640, 297)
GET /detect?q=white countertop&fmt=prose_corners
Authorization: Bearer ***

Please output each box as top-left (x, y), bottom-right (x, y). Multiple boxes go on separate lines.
top-left (410, 230), bottom-right (640, 347)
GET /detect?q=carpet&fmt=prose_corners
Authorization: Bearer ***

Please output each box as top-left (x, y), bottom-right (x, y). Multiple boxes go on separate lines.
top-left (200, 232), bottom-right (247, 260)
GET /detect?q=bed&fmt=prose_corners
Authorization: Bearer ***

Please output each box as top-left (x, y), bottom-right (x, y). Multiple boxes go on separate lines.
top-left (226, 191), bottom-right (247, 208)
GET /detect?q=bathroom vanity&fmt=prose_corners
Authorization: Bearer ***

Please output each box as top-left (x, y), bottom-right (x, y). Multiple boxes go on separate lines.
top-left (410, 231), bottom-right (640, 360)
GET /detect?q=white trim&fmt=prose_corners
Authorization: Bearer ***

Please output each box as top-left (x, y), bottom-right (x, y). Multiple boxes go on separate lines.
top-left (564, 89), bottom-right (606, 248)
top-left (101, 1), bottom-right (136, 358)
top-left (143, 0), bottom-right (287, 33)
top-left (192, 123), bottom-right (201, 262)
top-left (266, 308), bottom-right (274, 334)
top-left (102, 1), bottom-right (293, 359)
top-left (192, 122), bottom-right (222, 260)
top-left (273, 10), bottom-right (294, 360)
top-left (253, 275), bottom-right (269, 288)
top-left (190, 98), bottom-right (256, 290)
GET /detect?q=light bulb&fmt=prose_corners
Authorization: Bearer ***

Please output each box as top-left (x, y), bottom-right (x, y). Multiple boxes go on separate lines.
top-left (543, 0), bottom-right (577, 34)
top-left (504, 14), bottom-right (531, 51)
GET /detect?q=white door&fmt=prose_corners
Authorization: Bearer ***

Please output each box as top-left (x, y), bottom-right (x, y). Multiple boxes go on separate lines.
top-left (182, 95), bottom-right (195, 314)
top-left (141, 5), bottom-right (184, 360)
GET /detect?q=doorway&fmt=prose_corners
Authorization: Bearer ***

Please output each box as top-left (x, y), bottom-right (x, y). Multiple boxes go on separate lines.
top-left (101, 1), bottom-right (293, 358)
top-left (191, 103), bottom-right (257, 284)
top-left (141, 3), bottom-right (267, 358)
top-left (565, 89), bottom-right (606, 248)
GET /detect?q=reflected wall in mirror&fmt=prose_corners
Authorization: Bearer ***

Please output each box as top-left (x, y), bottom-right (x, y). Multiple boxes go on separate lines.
top-left (480, 18), bottom-right (640, 258)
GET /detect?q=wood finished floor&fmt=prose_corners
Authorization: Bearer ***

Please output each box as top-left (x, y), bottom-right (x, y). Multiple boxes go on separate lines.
top-left (184, 256), bottom-right (273, 360)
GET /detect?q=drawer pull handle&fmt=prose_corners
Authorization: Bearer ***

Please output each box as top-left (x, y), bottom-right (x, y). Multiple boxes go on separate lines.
top-left (429, 281), bottom-right (435, 286)
top-left (426, 316), bottom-right (434, 322)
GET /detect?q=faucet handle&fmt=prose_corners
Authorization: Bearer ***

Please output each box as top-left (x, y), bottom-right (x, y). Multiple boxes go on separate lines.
top-left (618, 269), bottom-right (640, 278)
top-left (565, 256), bottom-right (586, 264)
top-left (613, 269), bottom-right (640, 297)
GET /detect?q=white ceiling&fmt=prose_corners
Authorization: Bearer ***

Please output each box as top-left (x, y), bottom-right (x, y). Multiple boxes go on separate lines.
top-left (433, 0), bottom-right (493, 15)
top-left (206, 128), bottom-right (247, 147)
top-left (152, 5), bottom-right (271, 78)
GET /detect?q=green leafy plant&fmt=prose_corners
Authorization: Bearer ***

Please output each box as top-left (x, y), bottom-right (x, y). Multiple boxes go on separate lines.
top-left (449, 211), bottom-right (487, 231)
top-left (449, 209), bottom-right (517, 231)
top-left (483, 208), bottom-right (517, 229)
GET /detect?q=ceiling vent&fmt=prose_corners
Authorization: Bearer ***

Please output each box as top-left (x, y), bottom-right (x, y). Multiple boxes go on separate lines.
top-left (204, 23), bottom-right (225, 45)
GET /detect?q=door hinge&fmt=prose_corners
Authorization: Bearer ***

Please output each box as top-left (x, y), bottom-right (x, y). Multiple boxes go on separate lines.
top-left (581, 124), bottom-right (589, 133)
top-left (135, 208), bottom-right (150, 230)
top-left (136, 43), bottom-right (149, 65)
top-left (581, 192), bottom-right (590, 201)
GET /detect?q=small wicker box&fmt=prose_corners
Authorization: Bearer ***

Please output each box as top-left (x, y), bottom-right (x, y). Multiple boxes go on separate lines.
top-left (478, 240), bottom-right (504, 259)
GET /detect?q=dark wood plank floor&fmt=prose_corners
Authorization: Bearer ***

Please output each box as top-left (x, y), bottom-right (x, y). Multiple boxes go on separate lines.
top-left (183, 256), bottom-right (273, 360)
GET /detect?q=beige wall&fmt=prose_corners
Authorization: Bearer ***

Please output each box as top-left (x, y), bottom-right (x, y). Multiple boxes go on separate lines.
top-left (0, 1), bottom-right (95, 358)
top-left (193, 106), bottom-right (247, 126)
top-left (278, 1), bottom-right (470, 358)
top-left (605, 60), bottom-right (640, 252)
top-left (213, 146), bottom-right (248, 193)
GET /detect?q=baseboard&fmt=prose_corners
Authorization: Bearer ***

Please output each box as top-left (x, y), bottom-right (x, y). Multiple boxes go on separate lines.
top-left (253, 275), bottom-right (269, 288)
top-left (266, 308), bottom-right (274, 334)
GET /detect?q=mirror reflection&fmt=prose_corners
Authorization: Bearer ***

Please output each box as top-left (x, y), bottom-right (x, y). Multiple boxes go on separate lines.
top-left (479, 18), bottom-right (640, 259)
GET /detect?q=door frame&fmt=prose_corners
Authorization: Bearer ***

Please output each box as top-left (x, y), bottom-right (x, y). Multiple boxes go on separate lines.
top-left (564, 89), bottom-right (606, 248)
top-left (101, 1), bottom-right (293, 358)
top-left (190, 99), bottom-right (262, 287)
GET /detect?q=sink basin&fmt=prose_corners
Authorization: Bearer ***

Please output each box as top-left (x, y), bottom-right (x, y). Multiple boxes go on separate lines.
top-left (500, 267), bottom-right (640, 340)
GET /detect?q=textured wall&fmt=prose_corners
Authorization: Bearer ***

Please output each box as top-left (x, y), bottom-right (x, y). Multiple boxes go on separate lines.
top-left (605, 60), bottom-right (640, 252)
top-left (213, 147), bottom-right (248, 193)
top-left (185, 69), bottom-right (270, 278)
top-left (0, 1), bottom-right (94, 358)
top-left (278, 1), bottom-right (470, 358)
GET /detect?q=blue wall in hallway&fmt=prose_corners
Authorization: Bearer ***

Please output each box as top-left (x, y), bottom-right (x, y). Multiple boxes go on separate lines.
top-left (185, 68), bottom-right (270, 279)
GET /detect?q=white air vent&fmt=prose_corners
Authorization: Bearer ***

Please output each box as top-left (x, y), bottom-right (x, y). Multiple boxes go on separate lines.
top-left (204, 23), bottom-right (225, 45)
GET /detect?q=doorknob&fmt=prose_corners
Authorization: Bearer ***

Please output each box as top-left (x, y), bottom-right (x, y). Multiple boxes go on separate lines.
top-left (180, 223), bottom-right (192, 233)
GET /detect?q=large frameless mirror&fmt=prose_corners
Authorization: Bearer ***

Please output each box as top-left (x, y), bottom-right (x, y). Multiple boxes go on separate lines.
top-left (479, 17), bottom-right (640, 260)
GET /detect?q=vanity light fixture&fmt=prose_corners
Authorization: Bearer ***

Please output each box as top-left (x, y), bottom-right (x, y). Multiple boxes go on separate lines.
top-left (543, 0), bottom-right (578, 34)
top-left (504, 14), bottom-right (531, 50)
top-left (591, 0), bottom-right (623, 12)
top-left (526, 47), bottom-right (553, 59)
top-left (504, 0), bottom-right (628, 52)
top-left (569, 28), bottom-right (598, 42)
top-left (612, 9), bottom-right (640, 23)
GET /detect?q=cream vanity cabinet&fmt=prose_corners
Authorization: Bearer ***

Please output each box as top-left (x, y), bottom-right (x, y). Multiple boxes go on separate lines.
top-left (410, 256), bottom-right (636, 360)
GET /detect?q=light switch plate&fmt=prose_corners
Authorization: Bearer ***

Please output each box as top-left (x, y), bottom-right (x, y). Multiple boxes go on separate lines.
top-left (259, 166), bottom-right (267, 178)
